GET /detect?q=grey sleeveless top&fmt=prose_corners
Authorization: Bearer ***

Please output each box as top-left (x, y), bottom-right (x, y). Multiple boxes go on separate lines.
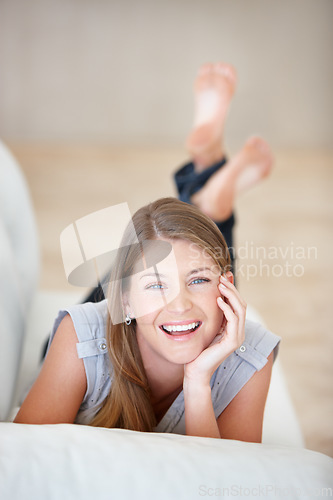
top-left (48, 300), bottom-right (281, 433)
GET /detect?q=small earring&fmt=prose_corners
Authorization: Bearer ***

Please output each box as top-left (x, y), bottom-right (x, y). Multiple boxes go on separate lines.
top-left (125, 314), bottom-right (132, 325)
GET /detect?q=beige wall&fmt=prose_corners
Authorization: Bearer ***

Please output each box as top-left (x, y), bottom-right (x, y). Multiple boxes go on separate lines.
top-left (0, 0), bottom-right (332, 148)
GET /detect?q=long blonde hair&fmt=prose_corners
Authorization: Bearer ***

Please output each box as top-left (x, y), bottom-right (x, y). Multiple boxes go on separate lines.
top-left (90, 197), bottom-right (231, 430)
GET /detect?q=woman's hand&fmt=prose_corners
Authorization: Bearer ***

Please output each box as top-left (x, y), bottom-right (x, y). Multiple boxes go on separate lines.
top-left (183, 274), bottom-right (247, 387)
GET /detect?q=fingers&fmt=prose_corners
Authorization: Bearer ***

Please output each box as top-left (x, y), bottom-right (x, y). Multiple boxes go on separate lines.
top-left (218, 277), bottom-right (246, 321)
top-left (219, 275), bottom-right (247, 310)
top-left (216, 297), bottom-right (244, 351)
top-left (217, 296), bottom-right (238, 324)
top-left (217, 295), bottom-right (242, 339)
top-left (217, 275), bottom-right (246, 349)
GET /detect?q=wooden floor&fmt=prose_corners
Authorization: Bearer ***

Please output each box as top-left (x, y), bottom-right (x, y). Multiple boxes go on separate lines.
top-left (10, 142), bottom-right (333, 457)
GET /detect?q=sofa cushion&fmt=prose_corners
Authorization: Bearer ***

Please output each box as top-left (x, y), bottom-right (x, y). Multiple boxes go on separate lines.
top-left (0, 142), bottom-right (39, 420)
top-left (0, 423), bottom-right (331, 500)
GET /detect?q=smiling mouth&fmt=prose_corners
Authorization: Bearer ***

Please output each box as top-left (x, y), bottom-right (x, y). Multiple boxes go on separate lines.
top-left (160, 322), bottom-right (201, 335)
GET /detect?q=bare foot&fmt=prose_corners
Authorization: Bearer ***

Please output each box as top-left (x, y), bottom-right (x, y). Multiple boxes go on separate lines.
top-left (185, 62), bottom-right (237, 172)
top-left (192, 136), bottom-right (274, 221)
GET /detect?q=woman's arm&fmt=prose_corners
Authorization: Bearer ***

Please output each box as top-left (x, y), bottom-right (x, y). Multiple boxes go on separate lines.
top-left (14, 314), bottom-right (87, 424)
top-left (217, 350), bottom-right (274, 442)
top-left (184, 351), bottom-right (273, 441)
top-left (183, 378), bottom-right (221, 438)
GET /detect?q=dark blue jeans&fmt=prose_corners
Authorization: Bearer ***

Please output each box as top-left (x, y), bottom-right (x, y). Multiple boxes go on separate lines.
top-left (174, 157), bottom-right (235, 268)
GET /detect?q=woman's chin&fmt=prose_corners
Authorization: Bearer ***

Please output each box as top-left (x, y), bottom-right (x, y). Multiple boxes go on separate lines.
top-left (167, 348), bottom-right (203, 366)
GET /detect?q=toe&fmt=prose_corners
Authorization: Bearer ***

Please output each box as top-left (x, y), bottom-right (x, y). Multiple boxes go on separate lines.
top-left (213, 63), bottom-right (237, 95)
top-left (246, 136), bottom-right (270, 153)
top-left (214, 63), bottom-right (237, 83)
top-left (195, 63), bottom-right (215, 91)
top-left (198, 63), bottom-right (214, 75)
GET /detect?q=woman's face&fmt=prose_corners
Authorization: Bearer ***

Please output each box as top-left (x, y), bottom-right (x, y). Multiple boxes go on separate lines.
top-left (125, 238), bottom-right (224, 366)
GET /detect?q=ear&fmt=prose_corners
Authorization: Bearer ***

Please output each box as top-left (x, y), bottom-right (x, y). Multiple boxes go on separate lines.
top-left (224, 271), bottom-right (234, 285)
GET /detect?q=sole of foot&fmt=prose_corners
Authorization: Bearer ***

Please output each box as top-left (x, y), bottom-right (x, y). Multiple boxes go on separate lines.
top-left (185, 62), bottom-right (237, 171)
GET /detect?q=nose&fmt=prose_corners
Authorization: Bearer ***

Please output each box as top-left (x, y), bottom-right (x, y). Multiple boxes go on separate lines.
top-left (165, 285), bottom-right (192, 314)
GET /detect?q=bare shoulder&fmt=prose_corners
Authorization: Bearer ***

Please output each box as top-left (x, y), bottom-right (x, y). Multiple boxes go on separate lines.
top-left (14, 314), bottom-right (87, 424)
top-left (44, 313), bottom-right (83, 363)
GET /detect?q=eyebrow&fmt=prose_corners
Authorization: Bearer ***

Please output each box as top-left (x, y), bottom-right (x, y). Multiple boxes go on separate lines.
top-left (186, 267), bottom-right (214, 277)
top-left (139, 267), bottom-right (214, 280)
top-left (139, 272), bottom-right (166, 280)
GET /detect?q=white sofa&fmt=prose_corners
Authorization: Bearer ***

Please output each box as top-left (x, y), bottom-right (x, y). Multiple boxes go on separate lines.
top-left (0, 141), bottom-right (332, 500)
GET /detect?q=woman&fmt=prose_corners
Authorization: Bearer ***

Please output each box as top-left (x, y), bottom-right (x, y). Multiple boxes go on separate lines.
top-left (14, 197), bottom-right (280, 441)
top-left (15, 61), bottom-right (278, 438)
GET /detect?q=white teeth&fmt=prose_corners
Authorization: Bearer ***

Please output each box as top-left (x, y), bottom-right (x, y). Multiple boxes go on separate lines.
top-left (162, 322), bottom-right (199, 333)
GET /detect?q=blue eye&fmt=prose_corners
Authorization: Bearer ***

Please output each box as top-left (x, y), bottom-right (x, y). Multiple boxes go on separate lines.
top-left (190, 278), bottom-right (210, 285)
top-left (146, 283), bottom-right (164, 289)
